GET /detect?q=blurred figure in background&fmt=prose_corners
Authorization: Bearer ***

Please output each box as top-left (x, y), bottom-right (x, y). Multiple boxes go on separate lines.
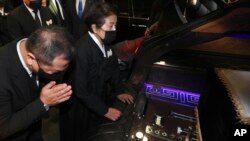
top-left (10, 0), bottom-right (22, 8)
top-left (0, 0), bottom-right (12, 46)
top-left (63, 0), bottom-right (104, 41)
top-left (0, 0), bottom-right (14, 13)
top-left (6, 0), bottom-right (55, 41)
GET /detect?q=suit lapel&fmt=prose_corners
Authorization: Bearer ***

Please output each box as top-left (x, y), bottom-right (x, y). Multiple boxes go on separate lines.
top-left (88, 35), bottom-right (105, 58)
top-left (8, 41), bottom-right (34, 104)
top-left (83, 0), bottom-right (93, 18)
top-left (41, 7), bottom-right (54, 26)
top-left (11, 70), bottom-right (33, 104)
top-left (83, 0), bottom-right (88, 16)
top-left (40, 8), bottom-right (47, 26)
top-left (49, 1), bottom-right (58, 15)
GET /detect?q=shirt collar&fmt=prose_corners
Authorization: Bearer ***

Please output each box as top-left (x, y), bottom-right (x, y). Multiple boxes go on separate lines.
top-left (24, 3), bottom-right (35, 13)
top-left (17, 38), bottom-right (33, 77)
top-left (88, 31), bottom-right (106, 57)
top-left (24, 3), bottom-right (41, 20)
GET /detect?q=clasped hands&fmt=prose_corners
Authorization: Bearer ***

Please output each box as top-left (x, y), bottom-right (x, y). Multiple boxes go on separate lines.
top-left (39, 81), bottom-right (72, 106)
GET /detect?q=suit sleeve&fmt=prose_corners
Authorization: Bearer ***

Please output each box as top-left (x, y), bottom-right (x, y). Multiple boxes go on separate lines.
top-left (0, 71), bottom-right (47, 140)
top-left (74, 46), bottom-right (109, 116)
top-left (63, 1), bottom-right (73, 34)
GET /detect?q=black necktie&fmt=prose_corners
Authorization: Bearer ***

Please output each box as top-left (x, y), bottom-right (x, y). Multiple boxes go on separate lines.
top-left (30, 74), bottom-right (39, 99)
top-left (31, 74), bottom-right (38, 87)
top-left (33, 10), bottom-right (41, 27)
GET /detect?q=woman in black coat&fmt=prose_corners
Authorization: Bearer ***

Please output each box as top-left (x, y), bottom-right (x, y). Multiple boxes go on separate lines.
top-left (60, 2), bottom-right (134, 141)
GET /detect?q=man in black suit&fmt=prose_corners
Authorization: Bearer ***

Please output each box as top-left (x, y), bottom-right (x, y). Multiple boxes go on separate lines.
top-left (0, 26), bottom-right (74, 141)
top-left (64, 0), bottom-right (104, 40)
top-left (6, 0), bottom-right (54, 41)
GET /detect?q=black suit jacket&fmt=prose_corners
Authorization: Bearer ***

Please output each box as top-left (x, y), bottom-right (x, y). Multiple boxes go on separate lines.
top-left (60, 33), bottom-right (124, 141)
top-left (64, 0), bottom-right (104, 40)
top-left (7, 4), bottom-right (54, 40)
top-left (0, 40), bottom-right (47, 141)
top-left (0, 15), bottom-right (11, 46)
top-left (74, 34), bottom-right (124, 116)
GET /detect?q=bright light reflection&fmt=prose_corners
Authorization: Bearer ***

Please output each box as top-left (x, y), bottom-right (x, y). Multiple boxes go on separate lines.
top-left (191, 0), bottom-right (197, 5)
top-left (143, 136), bottom-right (148, 141)
top-left (136, 131), bottom-right (144, 139)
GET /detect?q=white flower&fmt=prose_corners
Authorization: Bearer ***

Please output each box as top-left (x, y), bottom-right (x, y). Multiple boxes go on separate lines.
top-left (46, 19), bottom-right (53, 26)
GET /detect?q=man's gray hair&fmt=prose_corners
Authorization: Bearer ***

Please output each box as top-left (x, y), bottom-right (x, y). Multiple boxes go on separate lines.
top-left (26, 26), bottom-right (75, 65)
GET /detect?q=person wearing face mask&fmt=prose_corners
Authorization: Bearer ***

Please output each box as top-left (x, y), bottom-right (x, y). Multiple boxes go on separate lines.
top-left (0, 26), bottom-right (74, 141)
top-left (6, 0), bottom-right (55, 41)
top-left (59, 2), bottom-right (134, 141)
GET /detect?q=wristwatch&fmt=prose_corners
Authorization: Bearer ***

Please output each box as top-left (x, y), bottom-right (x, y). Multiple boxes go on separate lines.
top-left (43, 103), bottom-right (50, 111)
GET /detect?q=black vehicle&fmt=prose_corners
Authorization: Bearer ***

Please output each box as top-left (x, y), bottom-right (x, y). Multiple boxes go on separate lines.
top-left (86, 1), bottom-right (250, 141)
top-left (106, 0), bottom-right (223, 42)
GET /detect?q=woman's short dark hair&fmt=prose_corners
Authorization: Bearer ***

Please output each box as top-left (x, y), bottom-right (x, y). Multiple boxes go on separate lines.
top-left (84, 2), bottom-right (117, 32)
top-left (26, 26), bottom-right (75, 65)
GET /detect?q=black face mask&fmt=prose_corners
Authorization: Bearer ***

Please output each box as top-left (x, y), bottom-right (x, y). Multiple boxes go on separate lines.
top-left (103, 30), bottom-right (117, 45)
top-left (37, 69), bottom-right (65, 82)
top-left (29, 0), bottom-right (42, 11)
